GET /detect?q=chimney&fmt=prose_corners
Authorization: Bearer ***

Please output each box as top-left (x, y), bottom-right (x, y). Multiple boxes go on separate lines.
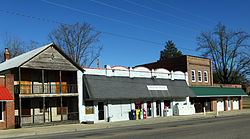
top-left (4, 48), bottom-right (10, 61)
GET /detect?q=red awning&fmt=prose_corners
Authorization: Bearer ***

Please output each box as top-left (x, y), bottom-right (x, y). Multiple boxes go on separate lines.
top-left (0, 86), bottom-right (14, 101)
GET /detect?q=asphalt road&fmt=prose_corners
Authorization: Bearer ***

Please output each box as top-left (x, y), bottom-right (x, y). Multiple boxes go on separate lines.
top-left (12, 114), bottom-right (250, 139)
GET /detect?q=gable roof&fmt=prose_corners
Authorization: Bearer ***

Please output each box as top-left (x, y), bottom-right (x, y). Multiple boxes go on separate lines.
top-left (83, 74), bottom-right (196, 100)
top-left (0, 43), bottom-right (84, 72)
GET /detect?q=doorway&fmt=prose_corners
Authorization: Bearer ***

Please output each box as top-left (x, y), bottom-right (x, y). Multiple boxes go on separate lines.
top-left (98, 102), bottom-right (104, 120)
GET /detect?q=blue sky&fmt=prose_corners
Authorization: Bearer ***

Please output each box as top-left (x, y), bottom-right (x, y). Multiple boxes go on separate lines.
top-left (0, 0), bottom-right (249, 68)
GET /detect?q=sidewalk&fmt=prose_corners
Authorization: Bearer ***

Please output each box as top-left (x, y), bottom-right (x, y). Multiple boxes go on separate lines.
top-left (1, 109), bottom-right (249, 138)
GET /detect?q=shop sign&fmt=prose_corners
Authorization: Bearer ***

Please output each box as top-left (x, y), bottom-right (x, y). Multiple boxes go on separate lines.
top-left (147, 85), bottom-right (168, 90)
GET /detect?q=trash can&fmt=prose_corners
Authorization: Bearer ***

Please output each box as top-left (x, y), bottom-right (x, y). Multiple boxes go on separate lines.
top-left (135, 109), bottom-right (140, 120)
top-left (131, 109), bottom-right (136, 120)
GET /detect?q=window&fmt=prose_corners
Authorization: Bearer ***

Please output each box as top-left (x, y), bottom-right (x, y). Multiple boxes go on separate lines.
top-left (204, 71), bottom-right (208, 83)
top-left (85, 101), bottom-right (94, 114)
top-left (191, 70), bottom-right (196, 82)
top-left (0, 102), bottom-right (3, 121)
top-left (198, 71), bottom-right (202, 82)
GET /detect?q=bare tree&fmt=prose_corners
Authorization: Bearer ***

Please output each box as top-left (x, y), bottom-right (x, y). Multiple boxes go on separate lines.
top-left (197, 23), bottom-right (250, 84)
top-left (48, 22), bottom-right (102, 67)
top-left (0, 33), bottom-right (40, 62)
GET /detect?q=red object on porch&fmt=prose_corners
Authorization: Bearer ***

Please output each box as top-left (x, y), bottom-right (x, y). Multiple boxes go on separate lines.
top-left (0, 86), bottom-right (14, 101)
top-left (143, 109), bottom-right (147, 119)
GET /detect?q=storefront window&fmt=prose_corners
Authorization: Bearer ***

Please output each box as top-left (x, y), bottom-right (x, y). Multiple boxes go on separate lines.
top-left (85, 101), bottom-right (94, 114)
top-left (0, 102), bottom-right (3, 121)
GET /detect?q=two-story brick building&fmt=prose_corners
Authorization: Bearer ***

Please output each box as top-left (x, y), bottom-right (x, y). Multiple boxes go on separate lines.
top-left (138, 55), bottom-right (247, 113)
top-left (0, 74), bottom-right (15, 129)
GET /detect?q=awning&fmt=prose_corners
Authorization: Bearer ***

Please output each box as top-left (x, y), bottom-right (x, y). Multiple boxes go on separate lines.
top-left (83, 75), bottom-right (195, 100)
top-left (190, 86), bottom-right (248, 97)
top-left (0, 86), bottom-right (14, 101)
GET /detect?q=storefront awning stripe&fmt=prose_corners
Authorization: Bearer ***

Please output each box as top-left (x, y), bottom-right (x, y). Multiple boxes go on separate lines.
top-left (190, 86), bottom-right (247, 97)
top-left (0, 86), bottom-right (14, 101)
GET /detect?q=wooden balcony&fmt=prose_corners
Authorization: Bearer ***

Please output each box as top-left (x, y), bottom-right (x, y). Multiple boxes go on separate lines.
top-left (15, 84), bottom-right (78, 98)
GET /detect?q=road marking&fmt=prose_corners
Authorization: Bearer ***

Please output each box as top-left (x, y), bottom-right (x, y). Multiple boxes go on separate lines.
top-left (89, 117), bottom-right (250, 139)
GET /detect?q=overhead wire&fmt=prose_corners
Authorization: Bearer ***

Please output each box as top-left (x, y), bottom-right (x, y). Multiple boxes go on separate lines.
top-left (152, 0), bottom-right (217, 24)
top-left (89, 0), bottom-right (200, 33)
top-left (123, 0), bottom-right (210, 28)
top-left (41, 0), bottom-right (195, 42)
top-left (0, 9), bottom-right (202, 55)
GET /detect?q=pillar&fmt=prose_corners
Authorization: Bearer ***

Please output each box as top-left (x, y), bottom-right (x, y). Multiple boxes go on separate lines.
top-left (231, 99), bottom-right (234, 110)
top-left (160, 100), bottom-right (164, 117)
top-left (240, 96), bottom-right (243, 110)
top-left (225, 99), bottom-right (228, 111)
top-left (211, 100), bottom-right (217, 112)
top-left (152, 101), bottom-right (157, 117)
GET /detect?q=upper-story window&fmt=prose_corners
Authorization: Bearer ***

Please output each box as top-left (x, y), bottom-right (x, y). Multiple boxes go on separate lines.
top-left (191, 70), bottom-right (196, 82)
top-left (204, 71), bottom-right (208, 83)
top-left (198, 71), bottom-right (202, 82)
top-left (0, 102), bottom-right (3, 121)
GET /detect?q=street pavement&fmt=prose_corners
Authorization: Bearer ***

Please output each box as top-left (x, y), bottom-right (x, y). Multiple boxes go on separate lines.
top-left (0, 109), bottom-right (250, 138)
top-left (14, 114), bottom-right (250, 139)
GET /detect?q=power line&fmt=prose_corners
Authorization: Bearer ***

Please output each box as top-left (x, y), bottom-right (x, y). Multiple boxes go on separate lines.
top-left (41, 0), bottom-right (195, 42)
top-left (123, 0), bottom-right (210, 28)
top-left (0, 9), bottom-right (202, 55)
top-left (152, 0), bottom-right (217, 24)
top-left (89, 0), bottom-right (199, 33)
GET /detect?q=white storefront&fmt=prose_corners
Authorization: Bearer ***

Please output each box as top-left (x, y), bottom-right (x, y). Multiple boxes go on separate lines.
top-left (79, 65), bottom-right (196, 123)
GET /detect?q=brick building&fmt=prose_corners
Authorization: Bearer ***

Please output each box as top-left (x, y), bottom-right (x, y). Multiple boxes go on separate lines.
top-left (138, 55), bottom-right (247, 113)
top-left (138, 55), bottom-right (213, 87)
top-left (0, 74), bottom-right (15, 130)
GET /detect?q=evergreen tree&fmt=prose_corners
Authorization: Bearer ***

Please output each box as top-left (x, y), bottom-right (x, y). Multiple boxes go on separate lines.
top-left (160, 40), bottom-right (183, 60)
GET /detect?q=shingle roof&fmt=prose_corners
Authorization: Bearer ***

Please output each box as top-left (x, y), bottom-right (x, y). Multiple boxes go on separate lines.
top-left (83, 75), bottom-right (195, 100)
top-left (190, 86), bottom-right (248, 97)
top-left (0, 43), bottom-right (53, 72)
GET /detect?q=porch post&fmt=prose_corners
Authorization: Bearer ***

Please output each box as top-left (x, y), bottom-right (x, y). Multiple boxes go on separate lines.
top-left (42, 69), bottom-right (46, 123)
top-left (59, 70), bottom-right (63, 121)
top-left (18, 67), bottom-right (22, 127)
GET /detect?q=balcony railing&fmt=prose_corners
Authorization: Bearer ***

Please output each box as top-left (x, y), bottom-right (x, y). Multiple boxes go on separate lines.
top-left (15, 84), bottom-right (77, 94)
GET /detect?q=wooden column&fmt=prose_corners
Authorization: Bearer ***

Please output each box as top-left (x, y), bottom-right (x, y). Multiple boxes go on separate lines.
top-left (32, 101), bottom-right (35, 124)
top-left (59, 70), bottom-right (63, 121)
top-left (18, 67), bottom-right (22, 127)
top-left (42, 69), bottom-right (46, 123)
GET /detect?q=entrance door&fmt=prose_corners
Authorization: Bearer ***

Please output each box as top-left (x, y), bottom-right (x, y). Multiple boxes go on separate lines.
top-left (217, 99), bottom-right (224, 111)
top-left (98, 102), bottom-right (104, 120)
top-left (233, 98), bottom-right (239, 110)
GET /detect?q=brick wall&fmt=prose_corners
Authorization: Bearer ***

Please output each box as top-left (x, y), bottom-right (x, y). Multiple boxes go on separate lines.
top-left (186, 56), bottom-right (213, 87)
top-left (213, 84), bottom-right (242, 88)
top-left (0, 74), bottom-right (15, 130)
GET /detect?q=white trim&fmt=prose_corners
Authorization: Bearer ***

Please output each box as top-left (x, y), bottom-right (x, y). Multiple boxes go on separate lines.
top-left (198, 71), bottom-right (202, 82)
top-left (191, 70), bottom-right (196, 82)
top-left (0, 102), bottom-right (4, 122)
top-left (204, 71), bottom-right (208, 83)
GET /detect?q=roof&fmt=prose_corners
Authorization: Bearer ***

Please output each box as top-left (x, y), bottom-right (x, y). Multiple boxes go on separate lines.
top-left (190, 86), bottom-right (248, 97)
top-left (83, 75), bottom-right (195, 100)
top-left (136, 55), bottom-right (187, 72)
top-left (0, 43), bottom-right (83, 72)
top-left (0, 86), bottom-right (14, 101)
